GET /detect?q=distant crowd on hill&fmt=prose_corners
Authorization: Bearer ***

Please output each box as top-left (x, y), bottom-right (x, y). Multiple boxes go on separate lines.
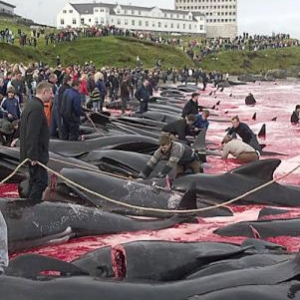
top-left (186, 32), bottom-right (300, 62)
top-left (1, 23), bottom-right (299, 61)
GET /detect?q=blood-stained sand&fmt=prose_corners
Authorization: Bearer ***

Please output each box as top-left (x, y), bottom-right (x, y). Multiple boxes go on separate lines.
top-left (5, 80), bottom-right (300, 260)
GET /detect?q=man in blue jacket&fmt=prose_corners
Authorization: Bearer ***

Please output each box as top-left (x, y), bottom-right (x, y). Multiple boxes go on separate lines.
top-left (0, 86), bottom-right (21, 121)
top-left (60, 80), bottom-right (83, 141)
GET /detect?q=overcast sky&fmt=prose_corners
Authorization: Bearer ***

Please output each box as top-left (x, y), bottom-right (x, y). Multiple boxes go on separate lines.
top-left (9, 0), bottom-right (300, 38)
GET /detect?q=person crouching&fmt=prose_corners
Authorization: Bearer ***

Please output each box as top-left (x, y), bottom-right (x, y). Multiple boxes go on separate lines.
top-left (139, 134), bottom-right (201, 179)
top-left (221, 135), bottom-right (259, 163)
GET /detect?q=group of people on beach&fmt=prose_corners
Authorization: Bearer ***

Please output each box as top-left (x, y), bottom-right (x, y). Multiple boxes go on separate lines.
top-left (1, 55), bottom-right (300, 201)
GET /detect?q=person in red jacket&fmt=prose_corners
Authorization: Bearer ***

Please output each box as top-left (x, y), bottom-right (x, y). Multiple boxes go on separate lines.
top-left (79, 73), bottom-right (89, 106)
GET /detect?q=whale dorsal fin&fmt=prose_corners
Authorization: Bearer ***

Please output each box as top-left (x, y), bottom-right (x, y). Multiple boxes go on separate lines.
top-left (194, 129), bottom-right (207, 152)
top-left (230, 159), bottom-right (281, 181)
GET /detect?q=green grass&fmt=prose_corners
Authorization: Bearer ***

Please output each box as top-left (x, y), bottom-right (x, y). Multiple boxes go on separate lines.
top-left (0, 18), bottom-right (31, 35)
top-left (46, 36), bottom-right (195, 69)
top-left (200, 47), bottom-right (300, 75)
top-left (1, 17), bottom-right (300, 74)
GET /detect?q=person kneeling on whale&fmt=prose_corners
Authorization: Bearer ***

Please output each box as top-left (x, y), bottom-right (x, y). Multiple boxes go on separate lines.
top-left (161, 114), bottom-right (196, 143)
top-left (227, 115), bottom-right (262, 153)
top-left (221, 135), bottom-right (259, 163)
top-left (139, 134), bottom-right (201, 179)
top-left (193, 110), bottom-right (210, 134)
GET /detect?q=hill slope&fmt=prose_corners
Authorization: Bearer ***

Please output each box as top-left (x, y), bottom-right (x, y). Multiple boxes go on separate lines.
top-left (48, 36), bottom-right (195, 69)
top-left (201, 47), bottom-right (300, 75)
top-left (0, 35), bottom-right (195, 69)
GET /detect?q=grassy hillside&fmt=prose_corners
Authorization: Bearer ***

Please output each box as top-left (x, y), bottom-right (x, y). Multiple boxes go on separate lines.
top-left (47, 36), bottom-right (195, 69)
top-left (0, 19), bottom-right (31, 35)
top-left (200, 47), bottom-right (300, 75)
top-left (0, 17), bottom-right (300, 74)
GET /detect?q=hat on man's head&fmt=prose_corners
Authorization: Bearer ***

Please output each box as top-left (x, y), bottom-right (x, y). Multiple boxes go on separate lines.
top-left (192, 92), bottom-right (200, 98)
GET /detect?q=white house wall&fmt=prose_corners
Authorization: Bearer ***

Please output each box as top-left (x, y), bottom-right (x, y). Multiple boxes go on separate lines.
top-left (56, 3), bottom-right (80, 28)
top-left (56, 2), bottom-right (206, 35)
top-left (0, 3), bottom-right (14, 15)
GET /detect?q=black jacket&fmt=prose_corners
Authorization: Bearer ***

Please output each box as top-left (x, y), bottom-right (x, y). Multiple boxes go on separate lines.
top-left (135, 84), bottom-right (152, 102)
top-left (182, 99), bottom-right (198, 118)
top-left (20, 97), bottom-right (49, 164)
top-left (57, 83), bottom-right (71, 115)
top-left (162, 119), bottom-right (188, 141)
top-left (228, 122), bottom-right (255, 144)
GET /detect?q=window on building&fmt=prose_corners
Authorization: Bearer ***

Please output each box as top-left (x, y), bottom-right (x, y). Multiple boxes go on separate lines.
top-left (95, 17), bottom-right (99, 24)
top-left (152, 22), bottom-right (156, 27)
top-left (171, 23), bottom-right (174, 28)
top-left (117, 19), bottom-right (121, 25)
top-left (124, 19), bottom-right (128, 25)
top-left (138, 10), bottom-right (141, 15)
top-left (200, 25), bottom-right (203, 30)
top-left (177, 23), bottom-right (180, 28)
top-left (158, 22), bottom-right (161, 27)
top-left (72, 18), bottom-right (76, 24)
top-left (95, 9), bottom-right (98, 12)
top-left (80, 18), bottom-right (84, 24)
top-left (63, 10), bottom-right (66, 13)
top-left (60, 19), bottom-right (64, 25)
top-left (132, 20), bottom-right (135, 25)
top-left (89, 18), bottom-right (91, 22)
top-left (183, 23), bottom-right (186, 29)
top-left (100, 18), bottom-right (105, 24)
top-left (165, 23), bottom-right (168, 28)
top-left (117, 9), bottom-right (120, 13)
top-left (145, 21), bottom-right (149, 26)
top-left (100, 9), bottom-right (105, 12)
top-left (189, 24), bottom-right (191, 29)
top-left (69, 10), bottom-right (73, 13)
top-left (124, 10), bottom-right (127, 14)
top-left (139, 20), bottom-right (142, 26)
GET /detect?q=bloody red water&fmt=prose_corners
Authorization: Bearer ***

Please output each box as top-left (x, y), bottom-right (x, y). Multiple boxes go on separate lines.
top-left (5, 81), bottom-right (300, 260)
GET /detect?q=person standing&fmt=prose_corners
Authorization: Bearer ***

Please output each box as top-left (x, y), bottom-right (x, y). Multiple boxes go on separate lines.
top-left (60, 80), bottom-right (83, 141)
top-left (120, 73), bottom-right (130, 114)
top-left (20, 82), bottom-right (53, 201)
top-left (181, 93), bottom-right (199, 118)
top-left (135, 79), bottom-right (152, 113)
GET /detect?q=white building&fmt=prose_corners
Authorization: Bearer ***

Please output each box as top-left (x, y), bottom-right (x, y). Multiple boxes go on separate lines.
top-left (0, 0), bottom-right (15, 15)
top-left (175, 0), bottom-right (237, 39)
top-left (56, 2), bottom-right (206, 35)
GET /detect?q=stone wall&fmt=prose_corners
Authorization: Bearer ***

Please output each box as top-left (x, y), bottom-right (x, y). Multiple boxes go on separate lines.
top-left (206, 23), bottom-right (238, 39)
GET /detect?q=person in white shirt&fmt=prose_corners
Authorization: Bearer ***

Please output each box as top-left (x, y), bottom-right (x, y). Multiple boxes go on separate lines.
top-left (221, 135), bottom-right (259, 163)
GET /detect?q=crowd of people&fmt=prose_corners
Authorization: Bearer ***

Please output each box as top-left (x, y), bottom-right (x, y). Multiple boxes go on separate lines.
top-left (0, 53), bottom-right (299, 203)
top-left (2, 22), bottom-right (299, 62)
top-left (186, 32), bottom-right (299, 61)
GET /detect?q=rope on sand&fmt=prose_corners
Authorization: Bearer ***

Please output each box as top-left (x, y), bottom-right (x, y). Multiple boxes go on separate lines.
top-left (1, 158), bottom-right (300, 214)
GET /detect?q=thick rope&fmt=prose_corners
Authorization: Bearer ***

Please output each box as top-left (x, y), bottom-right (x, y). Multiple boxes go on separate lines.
top-left (0, 158), bottom-right (30, 185)
top-left (1, 158), bottom-right (300, 214)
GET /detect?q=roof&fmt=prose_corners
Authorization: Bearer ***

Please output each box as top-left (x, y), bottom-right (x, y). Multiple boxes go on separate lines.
top-left (70, 2), bottom-right (205, 17)
top-left (0, 1), bottom-right (15, 8)
top-left (70, 3), bottom-right (115, 15)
